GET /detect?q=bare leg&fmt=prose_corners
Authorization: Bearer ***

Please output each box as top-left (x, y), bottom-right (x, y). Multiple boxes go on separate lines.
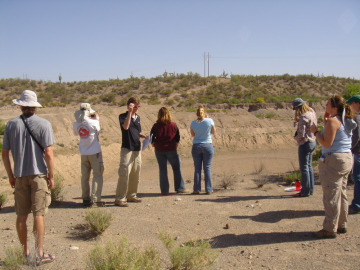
top-left (16, 215), bottom-right (29, 256)
top-left (33, 215), bottom-right (45, 257)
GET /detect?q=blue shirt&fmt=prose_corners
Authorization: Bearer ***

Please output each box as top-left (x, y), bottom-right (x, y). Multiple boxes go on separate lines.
top-left (322, 118), bottom-right (351, 154)
top-left (190, 118), bottom-right (214, 144)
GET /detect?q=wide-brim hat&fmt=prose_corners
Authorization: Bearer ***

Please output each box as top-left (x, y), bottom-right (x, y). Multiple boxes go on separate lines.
top-left (74, 110), bottom-right (90, 123)
top-left (292, 98), bottom-right (306, 110)
top-left (346, 95), bottom-right (360, 104)
top-left (80, 103), bottom-right (95, 114)
top-left (12, 89), bottom-right (42, 107)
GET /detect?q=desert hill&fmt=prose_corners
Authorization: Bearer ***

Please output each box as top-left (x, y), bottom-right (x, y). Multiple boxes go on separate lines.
top-left (0, 101), bottom-right (325, 186)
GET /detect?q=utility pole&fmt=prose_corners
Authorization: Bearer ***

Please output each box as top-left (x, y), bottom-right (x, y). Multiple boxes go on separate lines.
top-left (203, 52), bottom-right (210, 77)
top-left (203, 52), bottom-right (206, 77)
top-left (207, 52), bottom-right (210, 77)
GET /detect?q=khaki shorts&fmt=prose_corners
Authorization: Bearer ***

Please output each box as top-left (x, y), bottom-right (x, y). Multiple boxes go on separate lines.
top-left (14, 175), bottom-right (51, 216)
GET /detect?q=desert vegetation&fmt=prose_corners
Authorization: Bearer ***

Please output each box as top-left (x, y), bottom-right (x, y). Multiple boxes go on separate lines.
top-left (0, 74), bottom-right (359, 108)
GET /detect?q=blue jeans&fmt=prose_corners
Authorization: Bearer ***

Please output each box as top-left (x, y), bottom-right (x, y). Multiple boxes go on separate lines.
top-left (155, 150), bottom-right (186, 194)
top-left (350, 154), bottom-right (360, 212)
top-left (192, 143), bottom-right (214, 193)
top-left (298, 141), bottom-right (316, 195)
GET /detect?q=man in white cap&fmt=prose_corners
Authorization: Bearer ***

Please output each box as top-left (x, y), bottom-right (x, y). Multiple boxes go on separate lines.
top-left (73, 103), bottom-right (104, 207)
top-left (2, 89), bottom-right (55, 265)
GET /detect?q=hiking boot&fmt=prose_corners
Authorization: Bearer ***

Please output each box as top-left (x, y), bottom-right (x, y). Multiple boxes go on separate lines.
top-left (82, 200), bottom-right (92, 207)
top-left (92, 201), bottom-right (105, 207)
top-left (192, 191), bottom-right (200, 195)
top-left (127, 197), bottom-right (142, 203)
top-left (114, 200), bottom-right (128, 207)
top-left (337, 228), bottom-right (347, 234)
top-left (314, 229), bottom-right (337, 239)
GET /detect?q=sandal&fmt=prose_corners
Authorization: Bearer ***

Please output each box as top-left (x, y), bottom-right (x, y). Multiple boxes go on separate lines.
top-left (36, 253), bottom-right (55, 266)
top-left (293, 193), bottom-right (309, 197)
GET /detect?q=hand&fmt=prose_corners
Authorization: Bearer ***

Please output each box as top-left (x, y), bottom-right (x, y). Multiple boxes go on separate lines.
top-left (93, 112), bottom-right (99, 120)
top-left (310, 123), bottom-right (317, 134)
top-left (128, 103), bottom-right (134, 113)
top-left (47, 175), bottom-right (54, 189)
top-left (9, 176), bottom-right (16, 188)
top-left (324, 112), bottom-right (330, 124)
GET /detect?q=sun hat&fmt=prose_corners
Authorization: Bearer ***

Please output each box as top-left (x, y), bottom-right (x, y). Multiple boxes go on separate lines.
top-left (12, 90), bottom-right (42, 107)
top-left (346, 95), bottom-right (360, 104)
top-left (74, 110), bottom-right (90, 123)
top-left (292, 98), bottom-right (306, 110)
top-left (80, 103), bottom-right (95, 114)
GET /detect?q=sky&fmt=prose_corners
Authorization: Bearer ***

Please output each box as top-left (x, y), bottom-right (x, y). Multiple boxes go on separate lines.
top-left (0, 0), bottom-right (359, 82)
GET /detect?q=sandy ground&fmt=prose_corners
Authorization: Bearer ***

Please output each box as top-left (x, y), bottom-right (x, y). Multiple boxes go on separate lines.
top-left (1, 104), bottom-right (360, 269)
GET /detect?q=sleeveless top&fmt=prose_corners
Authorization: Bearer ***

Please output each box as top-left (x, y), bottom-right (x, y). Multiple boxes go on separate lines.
top-left (322, 117), bottom-right (351, 154)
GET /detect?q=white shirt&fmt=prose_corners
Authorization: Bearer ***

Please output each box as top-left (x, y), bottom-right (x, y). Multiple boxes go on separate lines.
top-left (73, 118), bottom-right (101, 155)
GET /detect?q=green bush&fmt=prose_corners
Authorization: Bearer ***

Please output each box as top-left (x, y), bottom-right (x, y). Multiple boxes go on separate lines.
top-left (255, 97), bottom-right (265, 103)
top-left (85, 208), bottom-right (113, 235)
top-left (284, 171), bottom-right (301, 185)
top-left (0, 119), bottom-right (6, 135)
top-left (87, 239), bottom-right (161, 270)
top-left (2, 245), bottom-right (27, 270)
top-left (159, 232), bottom-right (217, 270)
top-left (0, 192), bottom-right (8, 210)
top-left (51, 173), bottom-right (65, 202)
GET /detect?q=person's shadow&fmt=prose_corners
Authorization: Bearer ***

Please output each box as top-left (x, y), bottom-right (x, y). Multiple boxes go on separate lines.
top-left (209, 231), bottom-right (315, 248)
top-left (231, 209), bottom-right (324, 223)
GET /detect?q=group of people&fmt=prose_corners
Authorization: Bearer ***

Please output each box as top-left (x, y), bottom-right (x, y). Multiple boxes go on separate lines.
top-left (292, 95), bottom-right (360, 239)
top-left (72, 97), bottom-right (217, 208)
top-left (2, 89), bottom-right (360, 266)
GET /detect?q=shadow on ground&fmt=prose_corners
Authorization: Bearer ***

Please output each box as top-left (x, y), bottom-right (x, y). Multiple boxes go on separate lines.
top-left (195, 195), bottom-right (286, 203)
top-left (231, 209), bottom-right (324, 223)
top-left (209, 231), bottom-right (317, 248)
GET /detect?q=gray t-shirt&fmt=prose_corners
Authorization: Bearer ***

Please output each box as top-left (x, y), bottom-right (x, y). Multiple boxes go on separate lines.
top-left (3, 114), bottom-right (55, 177)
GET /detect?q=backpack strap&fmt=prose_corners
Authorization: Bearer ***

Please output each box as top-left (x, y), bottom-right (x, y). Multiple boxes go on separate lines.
top-left (20, 115), bottom-right (45, 152)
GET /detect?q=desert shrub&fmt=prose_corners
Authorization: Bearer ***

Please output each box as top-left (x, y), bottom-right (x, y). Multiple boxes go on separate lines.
top-left (165, 98), bottom-right (175, 106)
top-left (2, 245), bottom-right (27, 270)
top-left (160, 88), bottom-right (173, 97)
top-left (100, 92), bottom-right (116, 103)
top-left (51, 173), bottom-right (65, 202)
top-left (0, 192), bottom-right (8, 210)
top-left (252, 162), bottom-right (265, 175)
top-left (265, 113), bottom-right (276, 119)
top-left (218, 173), bottom-right (236, 189)
top-left (147, 94), bottom-right (161, 105)
top-left (159, 232), bottom-right (217, 270)
top-left (344, 84), bottom-right (360, 99)
top-left (0, 119), bottom-right (6, 135)
top-left (255, 97), bottom-right (265, 103)
top-left (284, 171), bottom-right (301, 185)
top-left (253, 176), bottom-right (269, 188)
top-left (85, 208), bottom-right (113, 235)
top-left (87, 239), bottom-right (161, 270)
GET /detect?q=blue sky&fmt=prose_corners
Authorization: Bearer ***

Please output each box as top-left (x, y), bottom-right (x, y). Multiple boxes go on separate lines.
top-left (0, 0), bottom-right (359, 82)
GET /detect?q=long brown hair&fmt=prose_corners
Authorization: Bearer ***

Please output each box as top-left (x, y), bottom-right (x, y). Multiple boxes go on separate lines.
top-left (157, 107), bottom-right (172, 124)
top-left (330, 95), bottom-right (355, 120)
